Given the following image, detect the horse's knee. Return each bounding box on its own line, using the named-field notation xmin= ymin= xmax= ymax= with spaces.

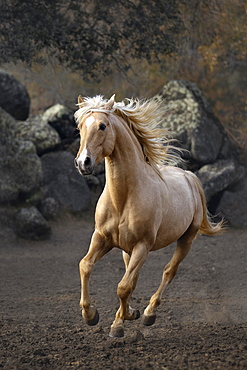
xmin=79 ymin=258 xmax=93 ymax=277
xmin=117 ymin=281 xmax=131 ymax=300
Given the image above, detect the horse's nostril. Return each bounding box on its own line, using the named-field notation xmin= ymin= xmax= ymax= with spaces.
xmin=84 ymin=156 xmax=91 ymax=167
xmin=74 ymin=158 xmax=78 ymax=167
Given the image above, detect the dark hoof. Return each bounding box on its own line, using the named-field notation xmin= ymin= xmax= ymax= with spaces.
xmin=109 ymin=326 xmax=124 ymax=338
xmin=86 ymin=309 xmax=99 ymax=326
xmin=142 ymin=314 xmax=156 ymax=326
xmin=134 ymin=309 xmax=140 ymax=320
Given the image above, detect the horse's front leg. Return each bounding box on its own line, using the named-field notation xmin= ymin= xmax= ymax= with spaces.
xmin=79 ymin=231 xmax=111 ymax=326
xmin=110 ymin=244 xmax=148 ymax=338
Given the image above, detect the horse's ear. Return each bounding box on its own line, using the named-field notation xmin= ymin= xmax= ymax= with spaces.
xmin=77 ymin=95 xmax=84 ymax=107
xmin=105 ymin=94 xmax=115 ymax=110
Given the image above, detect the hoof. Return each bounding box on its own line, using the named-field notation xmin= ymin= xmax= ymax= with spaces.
xmin=85 ymin=309 xmax=99 ymax=326
xmin=142 ymin=314 xmax=156 ymax=326
xmin=109 ymin=326 xmax=124 ymax=338
xmin=134 ymin=309 xmax=140 ymax=320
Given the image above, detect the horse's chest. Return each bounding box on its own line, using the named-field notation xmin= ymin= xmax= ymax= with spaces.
xmin=104 ymin=213 xmax=150 ymax=253
xmin=117 ymin=222 xmax=139 ymax=252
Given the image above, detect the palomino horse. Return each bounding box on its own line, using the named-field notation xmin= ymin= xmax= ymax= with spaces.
xmin=74 ymin=94 xmax=223 ymax=337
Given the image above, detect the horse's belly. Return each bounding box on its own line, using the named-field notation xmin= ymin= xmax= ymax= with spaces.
xmin=151 ymin=200 xmax=196 ymax=251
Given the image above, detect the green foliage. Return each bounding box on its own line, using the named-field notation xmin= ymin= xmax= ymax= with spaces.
xmin=0 ymin=0 xmax=183 ymax=80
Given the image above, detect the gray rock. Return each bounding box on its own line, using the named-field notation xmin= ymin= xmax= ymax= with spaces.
xmin=0 ymin=205 xmax=16 ymax=234
xmin=15 ymin=114 xmax=61 ymax=155
xmin=157 ymin=80 xmax=231 ymax=165
xmin=0 ymin=70 xmax=30 ymax=120
xmin=216 ymin=175 xmax=247 ymax=228
xmin=15 ymin=206 xmax=51 ymax=240
xmin=39 ymin=197 xmax=60 ymax=220
xmin=41 ymin=151 xmax=91 ymax=212
xmin=43 ymin=104 xmax=77 ymax=139
xmin=0 ymin=108 xmax=43 ymax=203
xmin=196 ymin=159 xmax=245 ymax=201
xmin=67 ymin=138 xmax=80 ymax=156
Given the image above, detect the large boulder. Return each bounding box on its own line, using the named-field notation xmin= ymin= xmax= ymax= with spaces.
xmin=157 ymin=80 xmax=234 ymax=166
xmin=41 ymin=151 xmax=91 ymax=212
xmin=0 ymin=70 xmax=30 ymax=120
xmin=216 ymin=174 xmax=247 ymax=228
xmin=43 ymin=104 xmax=77 ymax=140
xmin=0 ymin=108 xmax=43 ymax=203
xmin=15 ymin=114 xmax=61 ymax=155
xmin=196 ymin=159 xmax=245 ymax=202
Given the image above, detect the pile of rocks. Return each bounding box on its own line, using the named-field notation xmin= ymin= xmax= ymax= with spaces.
xmin=0 ymin=70 xmax=105 ymax=240
xmin=156 ymin=80 xmax=246 ymax=226
xmin=0 ymin=71 xmax=246 ymax=240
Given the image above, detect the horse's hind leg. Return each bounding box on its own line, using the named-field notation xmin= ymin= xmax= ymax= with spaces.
xmin=142 ymin=226 xmax=198 ymax=326
xmin=122 ymin=251 xmax=141 ymax=320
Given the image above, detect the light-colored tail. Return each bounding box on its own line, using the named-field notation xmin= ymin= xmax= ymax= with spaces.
xmin=192 ymin=173 xmax=224 ymax=236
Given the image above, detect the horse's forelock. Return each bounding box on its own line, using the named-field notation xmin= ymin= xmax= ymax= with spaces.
xmin=75 ymin=95 xmax=117 ymax=125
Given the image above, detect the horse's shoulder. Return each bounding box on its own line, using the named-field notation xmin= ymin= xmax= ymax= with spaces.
xmin=160 ymin=165 xmax=187 ymax=178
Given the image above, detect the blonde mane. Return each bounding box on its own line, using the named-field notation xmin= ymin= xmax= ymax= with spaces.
xmin=74 ymin=95 xmax=181 ymax=178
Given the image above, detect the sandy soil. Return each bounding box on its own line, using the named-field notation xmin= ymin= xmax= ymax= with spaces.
xmin=0 ymin=214 xmax=246 ymax=369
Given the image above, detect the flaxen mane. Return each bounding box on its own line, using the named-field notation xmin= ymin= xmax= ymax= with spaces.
xmin=74 ymin=95 xmax=181 ymax=178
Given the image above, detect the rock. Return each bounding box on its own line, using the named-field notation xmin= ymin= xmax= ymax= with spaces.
xmin=15 ymin=114 xmax=61 ymax=155
xmin=15 ymin=206 xmax=51 ymax=240
xmin=157 ymin=80 xmax=233 ymax=166
xmin=216 ymin=175 xmax=247 ymax=228
xmin=67 ymin=138 xmax=80 ymax=156
xmin=0 ymin=70 xmax=30 ymax=120
xmin=196 ymin=159 xmax=245 ymax=202
xmin=0 ymin=108 xmax=43 ymax=203
xmin=0 ymin=205 xmax=18 ymax=241
xmin=41 ymin=151 xmax=91 ymax=212
xmin=39 ymin=197 xmax=60 ymax=220
xmin=43 ymin=104 xmax=77 ymax=140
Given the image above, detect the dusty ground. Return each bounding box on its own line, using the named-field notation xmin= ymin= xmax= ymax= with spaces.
xmin=0 ymin=213 xmax=246 ymax=369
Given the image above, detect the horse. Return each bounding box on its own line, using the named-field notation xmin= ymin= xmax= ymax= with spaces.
xmin=74 ymin=94 xmax=223 ymax=338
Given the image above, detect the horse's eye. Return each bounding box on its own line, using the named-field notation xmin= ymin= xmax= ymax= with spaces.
xmin=99 ymin=123 xmax=106 ymax=131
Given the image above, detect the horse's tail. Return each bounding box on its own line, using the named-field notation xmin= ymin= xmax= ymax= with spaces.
xmin=192 ymin=173 xmax=224 ymax=236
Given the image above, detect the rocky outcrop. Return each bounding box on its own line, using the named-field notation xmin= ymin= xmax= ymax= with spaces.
xmin=157 ymin=80 xmax=245 ymax=218
xmin=0 ymin=108 xmax=43 ymax=203
xmin=157 ymin=80 xmax=235 ymax=166
xmin=43 ymin=104 xmax=77 ymax=142
xmin=196 ymin=159 xmax=245 ymax=202
xmin=0 ymin=98 xmax=91 ymax=240
xmin=41 ymin=152 xmax=91 ymax=213
xmin=216 ymin=173 xmax=247 ymax=228
xmin=0 ymin=70 xmax=30 ymax=120
xmin=16 ymin=115 xmax=61 ymax=155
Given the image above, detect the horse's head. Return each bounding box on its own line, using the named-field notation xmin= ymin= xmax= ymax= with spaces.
xmin=74 ymin=95 xmax=116 ymax=175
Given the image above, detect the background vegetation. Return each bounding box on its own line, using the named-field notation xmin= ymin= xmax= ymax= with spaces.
xmin=1 ymin=0 xmax=246 ymax=154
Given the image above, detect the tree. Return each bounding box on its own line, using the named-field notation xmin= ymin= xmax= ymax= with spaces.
xmin=0 ymin=0 xmax=183 ymax=80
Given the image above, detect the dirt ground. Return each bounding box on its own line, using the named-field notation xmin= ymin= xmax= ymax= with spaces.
xmin=0 ymin=213 xmax=247 ymax=369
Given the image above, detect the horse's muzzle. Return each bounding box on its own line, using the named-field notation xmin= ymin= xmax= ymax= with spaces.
xmin=74 ymin=157 xmax=94 ymax=176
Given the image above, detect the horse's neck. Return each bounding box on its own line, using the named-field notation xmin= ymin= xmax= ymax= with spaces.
xmin=105 ymin=119 xmax=145 ymax=208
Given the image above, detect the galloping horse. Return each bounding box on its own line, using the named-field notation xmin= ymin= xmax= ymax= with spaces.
xmin=74 ymin=94 xmax=223 ymax=337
